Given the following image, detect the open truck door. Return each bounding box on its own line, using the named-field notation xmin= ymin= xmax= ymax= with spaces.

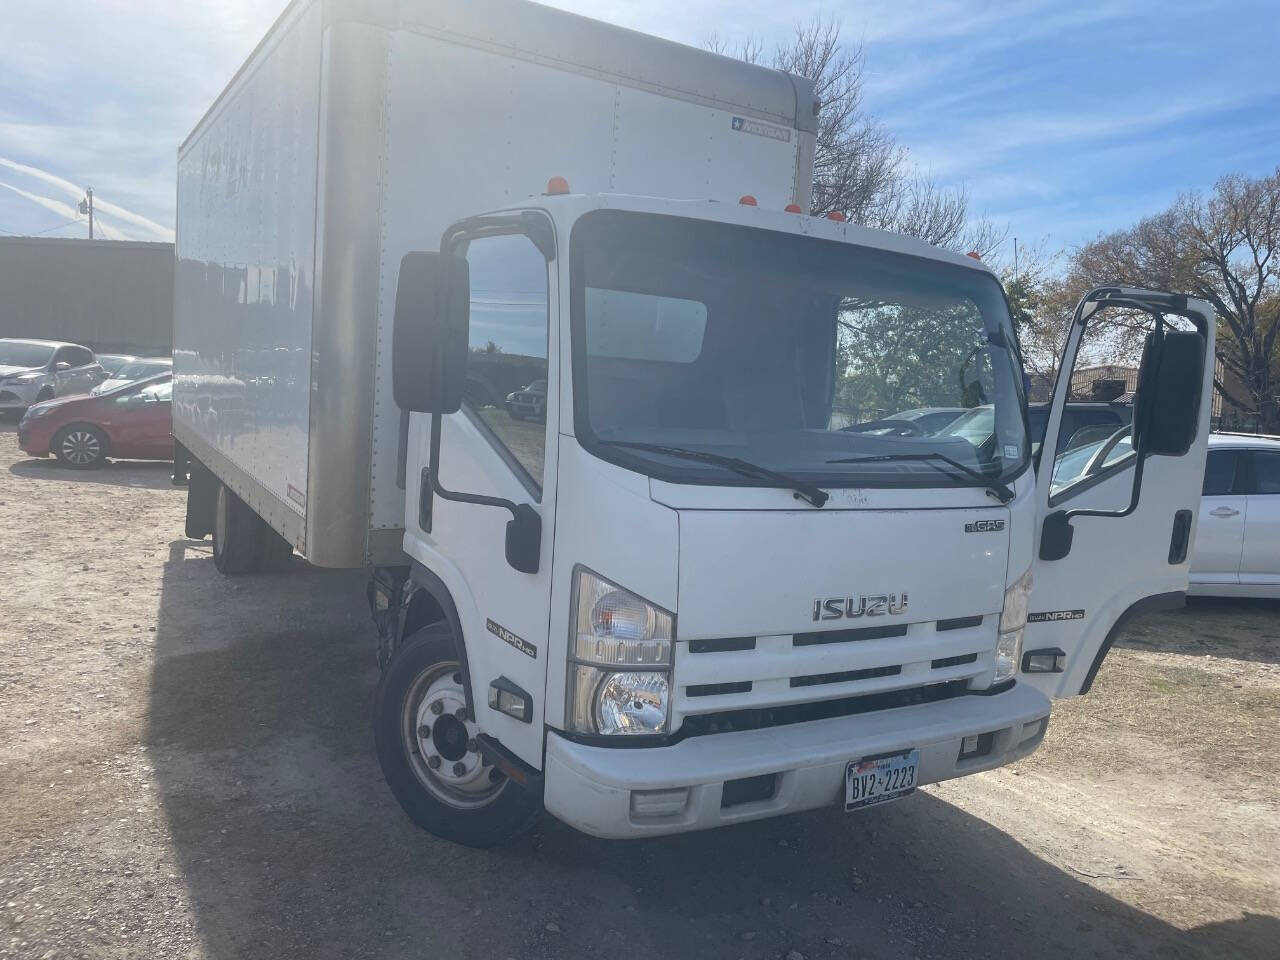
xmin=1021 ymin=288 xmax=1216 ymax=699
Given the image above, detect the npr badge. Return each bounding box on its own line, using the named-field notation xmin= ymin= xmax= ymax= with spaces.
xmin=1027 ymin=610 xmax=1085 ymax=623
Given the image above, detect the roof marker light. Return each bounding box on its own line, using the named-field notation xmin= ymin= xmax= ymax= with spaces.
xmin=545 ymin=176 xmax=570 ymax=196
xmin=827 ymin=211 xmax=846 ymax=222
xmin=785 ymin=203 xmax=803 ymax=213
xmin=739 ymin=195 xmax=758 ymax=206
xmin=966 ymin=250 xmax=982 ymax=260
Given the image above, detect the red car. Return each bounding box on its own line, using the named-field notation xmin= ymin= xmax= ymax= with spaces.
xmin=18 ymin=373 xmax=173 ymax=468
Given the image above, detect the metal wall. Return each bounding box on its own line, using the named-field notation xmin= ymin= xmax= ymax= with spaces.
xmin=0 ymin=237 xmax=173 ymax=354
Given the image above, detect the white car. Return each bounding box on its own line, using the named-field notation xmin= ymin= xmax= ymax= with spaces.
xmin=1190 ymin=433 xmax=1280 ymax=598
xmin=90 ymin=356 xmax=173 ymax=395
xmin=0 ymin=339 xmax=106 ymax=415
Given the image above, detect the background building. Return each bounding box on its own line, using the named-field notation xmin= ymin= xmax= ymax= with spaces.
xmin=0 ymin=237 xmax=173 ymax=355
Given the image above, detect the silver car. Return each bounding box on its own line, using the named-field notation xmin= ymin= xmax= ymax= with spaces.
xmin=0 ymin=339 xmax=106 ymax=415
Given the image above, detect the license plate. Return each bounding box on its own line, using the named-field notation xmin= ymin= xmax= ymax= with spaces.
xmin=844 ymin=749 xmax=919 ymax=811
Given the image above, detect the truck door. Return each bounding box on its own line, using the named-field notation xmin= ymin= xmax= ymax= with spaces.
xmin=406 ymin=224 xmax=558 ymax=767
xmin=1021 ymin=289 xmax=1216 ymax=699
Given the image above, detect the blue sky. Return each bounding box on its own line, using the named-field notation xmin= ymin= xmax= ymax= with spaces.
xmin=0 ymin=0 xmax=1275 ymax=260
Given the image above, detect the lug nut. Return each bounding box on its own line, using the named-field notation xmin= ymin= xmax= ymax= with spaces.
xmin=453 ymin=762 xmax=466 ymax=776
xmin=452 ymin=672 xmax=462 ymax=684
xmin=418 ymin=724 xmax=431 ymax=739
xmin=454 ymin=707 xmax=468 ymax=721
xmin=466 ymin=738 xmax=478 ymax=753
xmin=489 ymin=768 xmax=504 ymax=783
xmin=429 ymin=700 xmax=443 ymax=715
xmin=427 ymin=755 xmax=441 ymax=770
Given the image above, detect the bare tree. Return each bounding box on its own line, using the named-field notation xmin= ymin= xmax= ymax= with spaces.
xmin=708 ymin=16 xmax=998 ymax=253
xmin=1070 ymin=169 xmax=1280 ymax=430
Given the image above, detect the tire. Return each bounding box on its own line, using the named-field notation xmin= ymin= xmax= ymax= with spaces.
xmin=374 ymin=624 xmax=541 ymax=847
xmin=212 ymin=483 xmax=261 ymax=575
xmin=52 ymin=424 xmax=108 ymax=469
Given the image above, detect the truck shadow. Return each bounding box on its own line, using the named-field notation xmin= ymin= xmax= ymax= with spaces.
xmin=9 ymin=457 xmax=175 ymax=490
xmin=145 ymin=540 xmax=1274 ymax=960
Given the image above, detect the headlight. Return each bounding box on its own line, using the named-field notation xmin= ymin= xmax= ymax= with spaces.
xmin=566 ymin=567 xmax=674 ymax=736
xmin=994 ymin=568 xmax=1033 ymax=681
xmin=24 ymin=403 xmax=56 ymax=418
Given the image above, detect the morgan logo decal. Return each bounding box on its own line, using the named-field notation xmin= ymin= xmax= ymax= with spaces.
xmin=965 ymin=519 xmax=1005 ymax=533
xmin=813 ymin=593 xmax=908 ymax=621
xmin=1027 ymin=609 xmax=1085 ymax=623
xmin=486 ymin=618 xmax=537 ymax=659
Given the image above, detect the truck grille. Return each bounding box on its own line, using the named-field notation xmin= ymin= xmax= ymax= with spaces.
xmin=680 ymin=678 xmax=971 ymax=738
xmin=671 ymin=617 xmax=995 ymax=732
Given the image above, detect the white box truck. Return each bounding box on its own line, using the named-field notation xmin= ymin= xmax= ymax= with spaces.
xmin=174 ymin=0 xmax=1218 ymax=845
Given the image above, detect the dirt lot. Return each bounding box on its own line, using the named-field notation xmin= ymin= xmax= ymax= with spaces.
xmin=1 ymin=421 xmax=1277 ymax=960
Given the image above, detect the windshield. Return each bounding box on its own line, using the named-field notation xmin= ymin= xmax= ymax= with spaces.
xmin=113 ymin=360 xmax=171 ymax=380
xmin=0 ymin=342 xmax=54 ymax=368
xmin=570 ymin=211 xmax=1028 ymax=490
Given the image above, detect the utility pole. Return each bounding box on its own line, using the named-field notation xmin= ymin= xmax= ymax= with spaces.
xmin=78 ymin=187 xmax=94 ymax=239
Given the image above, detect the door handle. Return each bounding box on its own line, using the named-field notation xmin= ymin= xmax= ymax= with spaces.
xmin=1210 ymin=506 xmax=1239 ymax=518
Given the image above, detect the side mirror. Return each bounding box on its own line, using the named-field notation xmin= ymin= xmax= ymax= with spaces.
xmin=55 ymin=361 xmax=71 ymax=371
xmin=392 ymin=251 xmax=469 ymax=414
xmin=505 ymin=503 xmax=542 ymax=574
xmin=1134 ymin=330 xmax=1203 ymax=457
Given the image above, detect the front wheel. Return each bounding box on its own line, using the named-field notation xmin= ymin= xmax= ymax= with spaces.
xmin=52 ymin=425 xmax=108 ymax=469
xmin=374 ymin=624 xmax=541 ymax=847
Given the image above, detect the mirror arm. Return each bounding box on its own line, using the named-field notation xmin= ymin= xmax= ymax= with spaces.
xmin=422 ymin=413 xmax=541 ymax=574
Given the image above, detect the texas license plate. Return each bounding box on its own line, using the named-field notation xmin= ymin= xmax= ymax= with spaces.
xmin=844 ymin=749 xmax=919 ymax=811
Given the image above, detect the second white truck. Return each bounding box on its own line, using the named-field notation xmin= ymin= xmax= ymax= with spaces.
xmin=173 ymin=0 xmax=1217 ymax=845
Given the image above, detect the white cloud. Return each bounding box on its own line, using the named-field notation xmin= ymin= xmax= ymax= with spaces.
xmin=0 ymin=181 xmax=131 ymax=240
xmin=0 ymin=156 xmax=174 ymax=240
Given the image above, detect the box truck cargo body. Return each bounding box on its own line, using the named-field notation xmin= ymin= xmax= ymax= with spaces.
xmin=175 ymin=0 xmax=1218 ymax=846
xmin=174 ymin=0 xmax=817 ymax=568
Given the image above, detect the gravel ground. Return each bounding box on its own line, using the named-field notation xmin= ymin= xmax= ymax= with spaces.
xmin=0 ymin=420 xmax=1277 ymax=960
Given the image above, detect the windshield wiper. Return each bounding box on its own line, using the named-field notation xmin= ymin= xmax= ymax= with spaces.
xmin=826 ymin=452 xmax=1014 ymax=504
xmin=601 ymin=440 xmax=829 ymax=507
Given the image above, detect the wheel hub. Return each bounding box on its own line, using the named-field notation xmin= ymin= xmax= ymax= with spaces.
xmin=405 ymin=665 xmax=499 ymax=807
xmin=63 ymin=431 xmax=100 ymax=465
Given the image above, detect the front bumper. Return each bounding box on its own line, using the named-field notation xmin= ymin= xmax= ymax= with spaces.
xmin=0 ymin=382 xmax=41 ymax=410
xmin=544 ymin=681 xmax=1050 ymax=838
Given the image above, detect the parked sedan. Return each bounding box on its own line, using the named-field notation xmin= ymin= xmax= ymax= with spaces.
xmin=1189 ymin=433 xmax=1280 ymax=599
xmin=94 ymin=354 xmax=137 ymax=377
xmin=90 ymin=356 xmax=173 ymax=395
xmin=18 ymin=373 xmax=173 ymax=469
xmin=504 ymin=379 xmax=547 ymax=420
xmin=0 ymin=338 xmax=106 ymax=415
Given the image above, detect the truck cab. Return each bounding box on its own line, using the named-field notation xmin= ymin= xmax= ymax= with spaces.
xmin=373 ymin=189 xmax=1215 ymax=843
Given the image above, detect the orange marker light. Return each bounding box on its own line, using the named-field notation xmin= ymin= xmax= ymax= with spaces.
xmin=739 ymin=195 xmax=758 ymax=206
xmin=966 ymin=250 xmax=982 ymax=260
xmin=545 ymin=176 xmax=570 ymax=196
xmin=785 ymin=203 xmax=803 ymax=213
xmin=827 ymin=211 xmax=846 ymax=222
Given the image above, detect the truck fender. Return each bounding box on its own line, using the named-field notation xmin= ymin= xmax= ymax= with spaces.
xmin=404 ymin=561 xmax=474 ymax=717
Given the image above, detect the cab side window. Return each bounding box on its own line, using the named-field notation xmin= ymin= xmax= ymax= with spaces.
xmin=463 ymin=233 xmax=549 ymax=492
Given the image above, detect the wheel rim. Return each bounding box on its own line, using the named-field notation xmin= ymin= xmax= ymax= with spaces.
xmin=402 ymin=661 xmax=505 ymax=809
xmin=61 ymin=430 xmax=100 ymax=465
xmin=214 ymin=486 xmax=227 ymax=550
